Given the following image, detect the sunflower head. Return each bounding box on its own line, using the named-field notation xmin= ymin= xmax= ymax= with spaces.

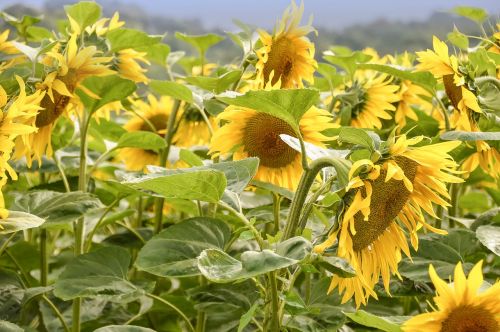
xmin=314 ymin=135 xmax=463 ymax=307
xmin=255 ymin=1 xmax=317 ymax=88
xmin=116 ymin=48 xmax=150 ymax=83
xmin=174 ymin=104 xmax=215 ymax=147
xmin=403 ymin=260 xmax=500 ymax=332
xmin=209 ymin=105 xmax=334 ymax=190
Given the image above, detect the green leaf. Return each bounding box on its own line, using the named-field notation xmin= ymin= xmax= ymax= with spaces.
xmin=185 ymin=70 xmax=242 ymax=93
xmin=0 ymin=321 xmax=23 ymax=332
xmin=136 ymin=217 xmax=231 ymax=277
xmin=440 ymin=131 xmax=500 ymax=141
xmin=448 ymin=26 xmax=469 ymax=50
xmin=237 ymin=302 xmax=259 ymax=332
xmin=107 ymin=28 xmax=161 ymax=52
xmin=345 ymin=310 xmax=404 ymax=332
xmin=357 ymin=63 xmax=437 ymax=92
xmin=26 ymin=26 xmax=52 ymax=41
xmin=323 ymin=50 xmax=372 ymax=78
xmin=276 ymin=237 xmax=312 ymax=261
xmin=459 ymin=191 xmax=491 ymax=213
xmin=116 ymin=131 xmax=166 ymax=151
xmin=10 ymin=191 xmax=102 ymax=228
xmin=179 ymin=149 xmax=204 ymax=167
xmin=217 ymin=89 xmax=319 ymax=132
xmin=77 ymin=75 xmax=136 ymax=113
xmin=54 ymin=246 xmax=143 ymax=302
xmin=64 ymin=1 xmax=101 ymax=31
xmin=316 ymin=256 xmax=356 ymax=278
xmin=0 ymin=12 xmax=41 ymax=38
xmin=250 ymin=180 xmax=294 ymax=200
xmin=137 ymin=43 xmax=170 ymax=66
xmin=452 ymin=6 xmax=488 ymax=24
xmin=94 ymin=326 xmax=155 ymax=332
xmin=0 ymin=211 xmax=45 ymax=234
xmin=476 ymin=225 xmax=500 ymax=256
xmin=198 ymin=248 xmax=299 ymax=282
xmin=338 ymin=127 xmax=376 ymax=150
xmin=123 ymin=169 xmax=226 ymax=203
xmin=149 ymin=80 xmax=193 ymax=103
xmin=175 ymin=32 xmax=225 ymax=57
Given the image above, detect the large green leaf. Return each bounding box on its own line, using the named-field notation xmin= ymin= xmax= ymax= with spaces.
xmin=54 ymin=246 xmax=143 ymax=302
xmin=107 ymin=28 xmax=161 ymax=52
xmin=115 ymin=131 xmax=167 ymax=151
xmin=440 ymin=131 xmax=500 ymax=141
xmin=217 ymin=89 xmax=319 ymax=132
xmin=94 ymin=326 xmax=155 ymax=332
xmin=64 ymin=1 xmax=101 ymax=31
xmin=150 ymin=80 xmax=193 ymax=103
xmin=0 ymin=211 xmax=45 ymax=234
xmin=198 ymin=249 xmax=296 ymax=282
xmin=10 ymin=191 xmax=101 ymax=228
xmin=123 ymin=169 xmax=226 ymax=203
xmin=77 ymin=75 xmax=136 ymax=113
xmin=476 ymin=225 xmax=500 ymax=256
xmin=452 ymin=6 xmax=488 ymax=24
xmin=175 ymin=32 xmax=224 ymax=57
xmin=345 ymin=310 xmax=405 ymax=332
xmin=185 ymin=70 xmax=242 ymax=94
xmin=136 ymin=217 xmax=231 ymax=277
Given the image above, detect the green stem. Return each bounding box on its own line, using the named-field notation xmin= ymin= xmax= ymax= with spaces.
xmin=283 ymin=158 xmax=339 ymax=240
xmin=297 ymin=176 xmax=335 ymax=232
xmin=40 ymin=229 xmax=48 ymax=286
xmin=267 ymin=272 xmax=280 ymax=332
xmin=85 ymin=199 xmax=119 ymax=252
xmin=219 ymin=201 xmax=264 ymax=249
xmin=272 ymin=193 xmax=281 ymax=235
xmin=42 ymin=295 xmax=70 ymax=332
xmin=116 ymin=221 xmax=146 ymax=244
xmin=0 ymin=232 xmax=17 ymax=257
xmin=435 ymin=97 xmax=451 ymax=131
xmin=153 ymin=99 xmax=181 ymax=234
xmin=449 ymin=183 xmax=461 ymax=228
xmin=146 ymin=293 xmax=195 ymax=332
xmin=5 ymin=249 xmax=31 ymax=287
xmin=55 ymin=156 xmax=71 ymax=192
xmin=195 ymin=276 xmax=207 ymax=332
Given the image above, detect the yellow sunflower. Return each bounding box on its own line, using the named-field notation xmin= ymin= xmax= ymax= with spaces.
xmin=314 ymin=135 xmax=463 ymax=307
xmin=119 ymin=95 xmax=174 ymax=171
xmin=85 ymin=12 xmax=124 ymax=36
xmin=14 ymin=33 xmax=114 ymax=165
xmin=462 ymin=141 xmax=500 ymax=179
xmin=344 ymin=72 xmax=400 ymax=129
xmin=403 ymin=260 xmax=500 ymax=332
xmin=416 ymin=36 xmax=481 ymax=132
xmin=116 ymin=49 xmax=150 ymax=83
xmin=174 ymin=104 xmax=216 ymax=148
xmin=209 ymin=106 xmax=334 ymax=190
xmin=0 ymin=30 xmax=25 ymax=73
xmin=255 ymin=1 xmax=316 ymax=88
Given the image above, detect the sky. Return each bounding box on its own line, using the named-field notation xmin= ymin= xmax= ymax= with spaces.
xmin=1 ymin=0 xmax=499 ymax=30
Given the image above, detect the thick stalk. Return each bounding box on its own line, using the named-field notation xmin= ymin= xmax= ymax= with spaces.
xmin=266 ymin=272 xmax=280 ymax=332
xmin=195 ymin=276 xmax=207 ymax=332
xmin=40 ymin=229 xmax=48 ymax=286
xmin=272 ymin=193 xmax=281 ymax=235
xmin=448 ymin=183 xmax=462 ymax=228
xmin=153 ymin=99 xmax=181 ymax=234
xmin=283 ymin=158 xmax=339 ymax=240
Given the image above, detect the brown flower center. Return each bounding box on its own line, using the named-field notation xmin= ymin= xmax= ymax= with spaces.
xmin=35 ymin=72 xmax=76 ymax=128
xmin=443 ymin=74 xmax=462 ymax=110
xmin=263 ymin=36 xmax=295 ymax=87
xmin=242 ymin=112 xmax=298 ymax=168
xmin=351 ymin=156 xmax=418 ymax=252
xmin=441 ymin=305 xmax=498 ymax=332
xmin=139 ymin=113 xmax=168 ymax=134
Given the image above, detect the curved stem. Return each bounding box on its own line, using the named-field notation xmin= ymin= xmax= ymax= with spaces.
xmin=85 ymin=199 xmax=120 ymax=252
xmin=297 ymin=176 xmax=335 ymax=232
xmin=146 ymin=293 xmax=195 ymax=332
xmin=0 ymin=232 xmax=17 ymax=257
xmin=42 ymin=295 xmax=70 ymax=332
xmin=283 ymin=158 xmax=340 ymax=240
xmin=219 ymin=201 xmax=264 ymax=249
xmin=435 ymin=97 xmax=451 ymax=131
xmin=153 ymin=99 xmax=181 ymax=234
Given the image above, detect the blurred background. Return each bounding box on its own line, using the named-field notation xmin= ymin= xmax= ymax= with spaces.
xmin=1 ymin=0 xmax=499 ymax=63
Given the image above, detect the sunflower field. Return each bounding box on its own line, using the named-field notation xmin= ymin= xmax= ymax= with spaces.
xmin=0 ymin=1 xmax=499 ymax=331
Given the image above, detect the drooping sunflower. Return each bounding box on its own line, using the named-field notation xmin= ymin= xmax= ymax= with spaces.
xmin=0 ymin=30 xmax=25 ymax=73
xmin=116 ymin=48 xmax=150 ymax=83
xmin=14 ymin=33 xmax=114 ymax=165
xmin=209 ymin=106 xmax=335 ymax=190
xmin=461 ymin=141 xmax=500 ymax=179
xmin=314 ymin=135 xmax=463 ymax=307
xmin=119 ymin=95 xmax=175 ymax=171
xmin=255 ymin=1 xmax=316 ymax=88
xmin=403 ymin=260 xmax=500 ymax=332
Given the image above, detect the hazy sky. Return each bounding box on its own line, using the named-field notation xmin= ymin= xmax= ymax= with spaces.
xmin=1 ymin=0 xmax=499 ymax=29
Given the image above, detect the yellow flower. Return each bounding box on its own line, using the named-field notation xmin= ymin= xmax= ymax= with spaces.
xmin=403 ymin=260 xmax=500 ymax=332
xmin=85 ymin=12 xmax=124 ymax=36
xmin=117 ymin=49 xmax=150 ymax=83
xmin=16 ymin=34 xmax=114 ymax=165
xmin=314 ymin=135 xmax=463 ymax=307
xmin=174 ymin=104 xmax=216 ymax=148
xmin=255 ymin=1 xmax=316 ymax=88
xmin=209 ymin=106 xmax=335 ymax=190
xmin=462 ymin=141 xmax=500 ymax=179
xmin=119 ymin=95 xmax=175 ymax=171
xmin=0 ymin=30 xmax=25 ymax=73
xmin=345 ymin=72 xmax=400 ymax=129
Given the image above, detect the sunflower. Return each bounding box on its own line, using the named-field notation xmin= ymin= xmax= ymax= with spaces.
xmin=341 ymin=72 xmax=400 ymax=129
xmin=416 ymin=36 xmax=481 ymax=132
xmin=116 ymin=49 xmax=150 ymax=83
xmin=0 ymin=30 xmax=25 ymax=73
xmin=14 ymin=33 xmax=114 ymax=165
xmin=255 ymin=1 xmax=316 ymax=88
xmin=174 ymin=104 xmax=216 ymax=148
xmin=403 ymin=260 xmax=500 ymax=332
xmin=119 ymin=95 xmax=175 ymax=171
xmin=209 ymin=106 xmax=334 ymax=190
xmin=314 ymin=135 xmax=463 ymax=307
xmin=462 ymin=141 xmax=500 ymax=179
xmin=85 ymin=12 xmax=124 ymax=36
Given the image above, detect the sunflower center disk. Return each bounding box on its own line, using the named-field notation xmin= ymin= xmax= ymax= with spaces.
xmin=264 ymin=36 xmax=294 ymax=86
xmin=351 ymin=156 xmax=418 ymax=252
xmin=140 ymin=113 xmax=168 ymax=135
xmin=242 ymin=113 xmax=298 ymax=168
xmin=441 ymin=305 xmax=498 ymax=332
